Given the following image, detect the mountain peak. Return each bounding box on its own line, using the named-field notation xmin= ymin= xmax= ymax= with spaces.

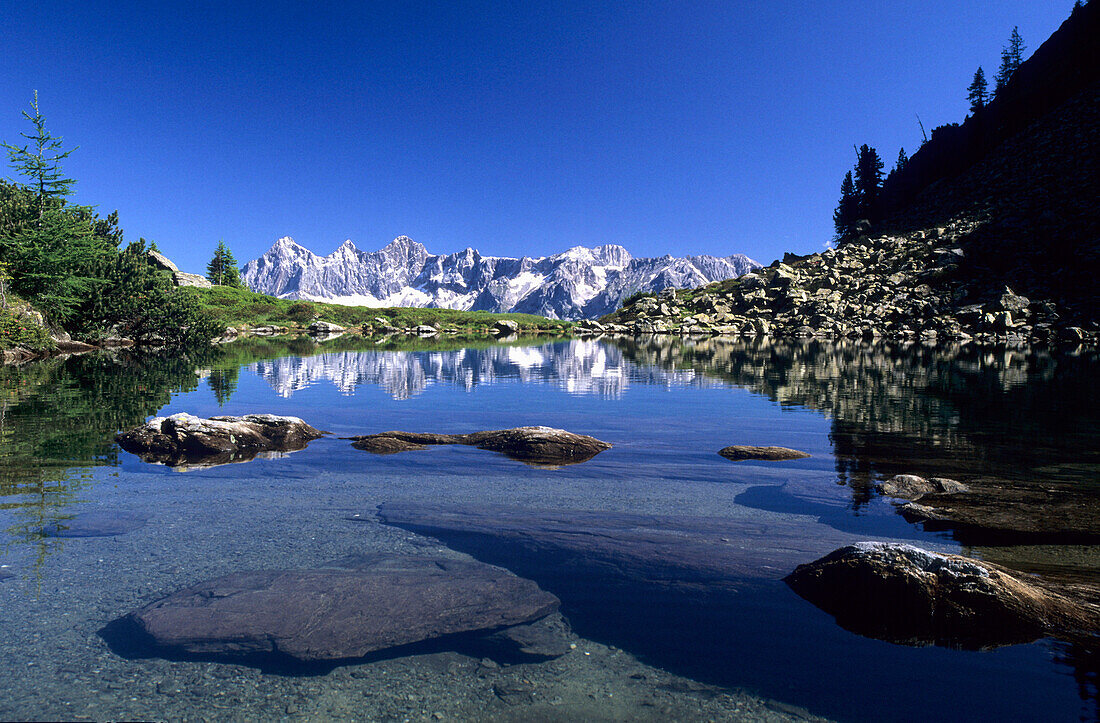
xmin=384 ymin=235 xmax=425 ymax=252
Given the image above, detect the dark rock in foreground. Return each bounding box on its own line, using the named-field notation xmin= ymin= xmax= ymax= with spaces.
xmin=117 ymin=413 xmax=324 ymax=467
xmin=124 ymin=554 xmax=559 ymax=663
xmin=350 ymin=426 xmax=611 ymax=466
xmin=0 ymin=569 xmax=13 ymax=582
xmin=719 ymin=445 xmax=810 ymax=462
xmin=785 ymin=542 xmax=1100 ymax=649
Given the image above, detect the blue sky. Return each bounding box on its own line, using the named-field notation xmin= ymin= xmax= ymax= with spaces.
xmin=0 ymin=1 xmax=1073 ymax=272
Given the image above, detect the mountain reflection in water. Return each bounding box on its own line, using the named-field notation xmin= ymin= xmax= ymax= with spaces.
xmin=0 ymin=335 xmax=1096 ymax=719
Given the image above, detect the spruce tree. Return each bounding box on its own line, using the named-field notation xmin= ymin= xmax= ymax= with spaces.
xmin=967 ymin=67 xmax=988 ymax=112
xmin=895 ymin=147 xmax=908 ymax=173
xmin=833 ymin=171 xmax=858 ymax=240
xmin=1 ymin=93 xmax=111 ymax=323
xmin=995 ymin=27 xmax=1025 ymax=94
xmin=206 ymin=240 xmax=241 ymax=286
xmin=853 ymin=144 xmax=884 ymax=224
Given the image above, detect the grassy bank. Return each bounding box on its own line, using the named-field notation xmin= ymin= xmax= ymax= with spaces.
xmin=187 ymin=286 xmax=572 ymax=333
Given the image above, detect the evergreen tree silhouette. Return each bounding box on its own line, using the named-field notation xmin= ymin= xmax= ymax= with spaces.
xmin=853 ymin=144 xmax=884 ymax=224
xmin=895 ymin=147 xmax=908 ymax=173
xmin=995 ymin=27 xmax=1025 ymax=94
xmin=967 ymin=67 xmax=988 ymax=112
xmin=833 ymin=171 xmax=858 ymax=240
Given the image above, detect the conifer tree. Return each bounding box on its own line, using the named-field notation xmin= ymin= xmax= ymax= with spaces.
xmin=1 ymin=93 xmax=111 ymax=323
xmin=853 ymin=144 xmax=884 ymax=224
xmin=995 ymin=27 xmax=1025 ymax=94
xmin=967 ymin=67 xmax=988 ymax=113
xmin=206 ymin=240 xmax=241 ymax=286
xmin=833 ymin=171 xmax=858 ymax=240
xmin=895 ymin=147 xmax=908 ymax=173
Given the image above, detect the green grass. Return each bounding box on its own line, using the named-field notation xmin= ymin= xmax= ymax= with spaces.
xmin=186 ymin=285 xmax=572 ymax=333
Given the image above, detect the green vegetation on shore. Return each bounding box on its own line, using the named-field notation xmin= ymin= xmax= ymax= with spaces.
xmin=0 ymin=94 xmax=221 ymax=350
xmin=189 ymin=285 xmax=571 ymax=333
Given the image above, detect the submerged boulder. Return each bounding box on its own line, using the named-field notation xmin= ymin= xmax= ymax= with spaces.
xmin=117 ymin=413 xmax=324 ymax=467
xmin=350 ymin=426 xmax=611 ymax=466
xmin=719 ymin=445 xmax=810 ymax=462
xmin=122 ymin=554 xmax=559 ymax=663
xmin=785 ymin=542 xmax=1099 ymax=649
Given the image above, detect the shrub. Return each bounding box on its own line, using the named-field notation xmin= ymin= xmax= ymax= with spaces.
xmin=0 ymin=306 xmax=53 ymax=350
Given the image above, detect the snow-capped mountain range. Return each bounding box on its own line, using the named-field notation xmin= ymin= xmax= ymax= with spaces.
xmin=241 ymin=236 xmax=759 ymax=320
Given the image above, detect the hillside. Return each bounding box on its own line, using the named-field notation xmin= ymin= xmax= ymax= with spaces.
xmin=601 ymin=5 xmax=1098 ymax=344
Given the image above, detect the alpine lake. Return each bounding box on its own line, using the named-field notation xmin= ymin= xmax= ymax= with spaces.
xmin=0 ymin=333 xmax=1097 ymax=722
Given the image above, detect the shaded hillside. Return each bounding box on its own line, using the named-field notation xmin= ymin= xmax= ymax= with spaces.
xmin=602 ymin=5 xmax=1098 ymax=343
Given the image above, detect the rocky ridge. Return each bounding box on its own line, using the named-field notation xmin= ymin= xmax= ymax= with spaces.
xmin=599 ymin=40 xmax=1098 ymax=345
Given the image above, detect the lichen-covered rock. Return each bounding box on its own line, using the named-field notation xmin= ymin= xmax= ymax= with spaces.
xmin=350 ymin=426 xmax=611 ymax=466
xmin=117 ymin=413 xmax=324 ymax=467
xmin=785 ymin=542 xmax=1099 ymax=649
xmin=121 ymin=554 xmax=559 ymax=663
xmin=718 ymin=445 xmax=810 ymax=462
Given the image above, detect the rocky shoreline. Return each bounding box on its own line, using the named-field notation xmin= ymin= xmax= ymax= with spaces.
xmin=594 ymin=217 xmax=1097 ymax=346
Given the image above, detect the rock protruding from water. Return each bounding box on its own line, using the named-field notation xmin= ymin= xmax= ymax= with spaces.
xmin=785 ymin=542 xmax=1099 ymax=649
xmin=718 ymin=445 xmax=810 ymax=462
xmin=350 ymin=426 xmax=611 ymax=466
xmin=877 ymin=474 xmax=969 ymax=500
xmin=117 ymin=413 xmax=324 ymax=467
xmin=124 ymin=554 xmax=559 ymax=663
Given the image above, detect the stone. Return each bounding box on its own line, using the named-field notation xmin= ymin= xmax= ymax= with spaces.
xmin=877 ymin=474 xmax=968 ymax=500
xmin=785 ymin=542 xmax=1099 ymax=649
xmin=414 ymin=325 xmax=439 ymax=336
xmin=490 ymin=319 xmax=520 ymax=336
xmin=246 ymin=325 xmax=288 ymax=336
xmin=146 ymin=250 xmax=179 ymax=273
xmin=172 ymin=271 xmax=212 ymax=289
xmin=718 ymin=445 xmax=810 ymax=462
xmin=121 ymin=554 xmax=559 ymax=663
xmin=116 ymin=413 xmax=324 ymax=467
xmin=307 ymin=320 xmax=345 ymax=334
xmin=350 ymin=426 xmax=611 ymax=467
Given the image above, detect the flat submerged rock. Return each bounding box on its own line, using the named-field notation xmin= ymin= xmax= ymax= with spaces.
xmin=122 ymin=554 xmax=559 ymax=663
xmin=40 ymin=510 xmax=149 ymax=538
xmin=349 ymin=426 xmax=611 ymax=467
